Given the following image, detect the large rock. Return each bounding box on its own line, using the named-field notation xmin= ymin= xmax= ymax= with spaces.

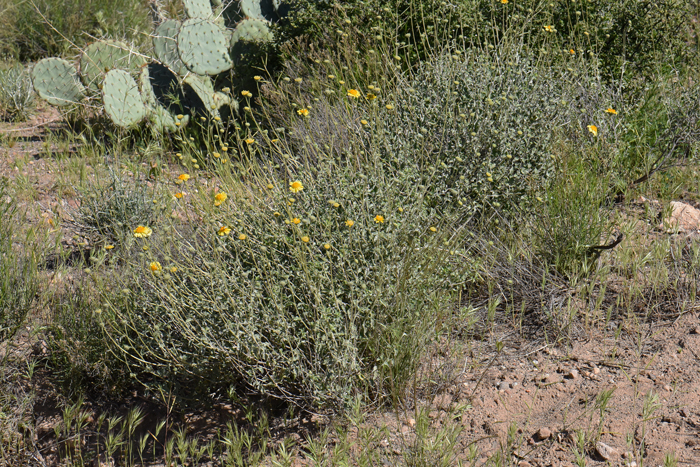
xmin=661 ymin=201 xmax=700 ymax=232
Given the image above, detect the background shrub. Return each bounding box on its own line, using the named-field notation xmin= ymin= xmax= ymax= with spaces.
xmin=0 ymin=0 xmax=152 ymax=60
xmin=278 ymin=0 xmax=698 ymax=82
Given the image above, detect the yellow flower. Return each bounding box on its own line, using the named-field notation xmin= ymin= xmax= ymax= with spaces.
xmin=323 ymin=243 xmax=331 ymax=250
xmin=295 ymin=77 xmax=303 ymax=83
xmin=361 ymin=119 xmax=368 ymax=125
xmin=133 ymin=225 xmax=153 ymax=238
xmin=254 ymin=75 xmax=262 ymax=81
xmin=241 ymin=90 xmax=252 ymax=97
xmin=347 ymin=89 xmax=361 ymax=98
xmin=301 ymin=236 xmax=310 ymax=243
xmin=245 ymin=138 xmax=255 ymax=145
xmin=605 ymin=107 xmax=617 ymax=114
xmin=297 ymin=108 xmax=309 ymax=116
xmin=213 ymin=152 xmax=220 ymax=158
xmin=170 ymin=267 xmax=178 ymax=273
xmin=398 ymin=207 xmax=404 ymax=213
xmin=214 ymin=192 xmax=228 ymax=206
xmin=430 ymin=226 xmax=437 ymax=232
xmin=178 ymin=173 xmax=190 ymax=182
xmin=289 ymin=180 xmax=304 ymax=193
xmin=501 ymin=0 xmax=508 ymax=3
xmin=385 ymin=104 xmax=395 ymax=110
xmin=267 ymin=183 xmax=274 ymax=189
xmin=174 ymin=192 xmax=184 ymax=199
xmin=374 ymin=215 xmax=384 ymax=223
xmin=332 ymin=202 xmax=340 ymax=208
xmin=177 ymin=114 xmax=184 ymax=120
xmin=104 ymin=244 xmax=114 ymax=250
xmin=239 ymin=234 xmax=247 ymax=240
xmin=587 ymin=124 xmax=598 ymax=136
xmin=292 ymin=217 xmax=301 ymax=224
xmin=366 ymin=93 xmax=377 ymax=100
xmin=544 ymin=25 xmax=555 ymax=32
xmin=221 ymin=146 xmax=228 ymax=152
xmin=149 ymin=261 xmax=162 ymax=273
xmin=218 ymin=226 xmax=231 ymax=236
xmin=273 ymin=211 xmax=281 ymax=216
xmin=569 ymin=48 xmax=575 ymax=54
xmin=345 ymin=219 xmax=354 ymax=227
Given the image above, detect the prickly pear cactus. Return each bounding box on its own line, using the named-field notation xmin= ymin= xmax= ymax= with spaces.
xmin=102 ymin=69 xmax=148 ymax=127
xmin=80 ymin=40 xmax=147 ymax=92
xmin=31 ymin=0 xmax=289 ymax=132
xmin=31 ymin=58 xmax=85 ymax=107
xmin=178 ymin=19 xmax=233 ymax=75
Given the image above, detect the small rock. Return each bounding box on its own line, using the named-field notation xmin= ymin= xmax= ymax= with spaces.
xmin=544 ymin=374 xmax=560 ymax=384
xmin=407 ymin=418 xmax=416 ymax=427
xmin=498 ymin=381 xmax=511 ymax=391
xmin=379 ymin=438 xmax=389 ymax=448
xmin=592 ymin=367 xmax=600 ymax=375
xmin=664 ymin=384 xmax=672 ymax=392
xmin=517 ymin=461 xmax=531 ymax=467
xmin=428 ymin=411 xmax=439 ymax=419
xmin=691 ymin=326 xmax=700 ymax=335
xmin=566 ymin=369 xmax=580 ymax=380
xmin=432 ymin=394 xmax=453 ymax=410
xmin=595 ymin=441 xmax=618 ymax=460
xmin=536 ymin=427 xmax=552 ymax=440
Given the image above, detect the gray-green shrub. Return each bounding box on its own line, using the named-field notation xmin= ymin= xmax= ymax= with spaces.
xmin=0 ymin=183 xmax=39 ymax=342
xmin=0 ymin=63 xmax=34 ymax=122
xmin=100 ymin=154 xmax=470 ymax=409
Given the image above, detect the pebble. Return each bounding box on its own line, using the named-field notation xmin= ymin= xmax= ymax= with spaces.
xmin=592 ymin=367 xmax=601 ymax=375
xmin=536 ymin=427 xmax=552 ymax=440
xmin=517 ymin=461 xmax=531 ymax=467
xmin=595 ymin=441 xmax=618 ymax=460
xmin=566 ymin=369 xmax=580 ymax=380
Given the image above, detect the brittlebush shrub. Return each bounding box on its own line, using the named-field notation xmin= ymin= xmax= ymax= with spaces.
xmin=266 ymin=49 xmax=580 ymax=217
xmin=99 ymin=145 xmax=471 ymax=410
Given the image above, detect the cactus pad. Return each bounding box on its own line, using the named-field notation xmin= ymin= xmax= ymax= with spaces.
xmin=231 ymin=18 xmax=274 ymax=45
xmin=183 ymin=74 xmax=236 ymax=118
xmin=183 ymin=0 xmax=213 ymax=19
xmin=80 ymin=40 xmax=146 ymax=92
xmin=153 ymin=20 xmax=189 ymax=76
xmin=177 ymin=19 xmax=232 ymax=75
xmin=31 ymin=58 xmax=85 ymax=107
xmin=139 ymin=64 xmax=188 ymax=132
xmin=240 ymin=0 xmax=279 ymax=22
xmin=102 ymin=69 xmax=147 ymax=127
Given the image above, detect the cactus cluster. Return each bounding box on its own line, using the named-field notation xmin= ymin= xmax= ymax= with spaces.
xmin=30 ymin=0 xmax=283 ymax=130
